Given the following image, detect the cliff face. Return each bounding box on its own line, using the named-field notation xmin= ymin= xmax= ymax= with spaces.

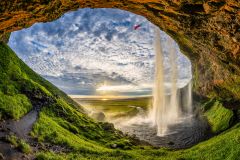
xmin=0 ymin=0 xmax=239 ymax=107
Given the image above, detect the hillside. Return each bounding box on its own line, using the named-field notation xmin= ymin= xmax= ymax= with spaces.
xmin=0 ymin=42 xmax=239 ymax=159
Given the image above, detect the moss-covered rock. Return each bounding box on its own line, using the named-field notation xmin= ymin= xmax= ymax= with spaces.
xmin=6 ymin=135 xmax=32 ymax=154
xmin=0 ymin=93 xmax=32 ymax=120
xmin=203 ymin=99 xmax=234 ymax=133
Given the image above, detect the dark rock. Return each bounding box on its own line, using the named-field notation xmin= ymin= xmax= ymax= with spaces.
xmin=168 ymin=141 xmax=174 ymax=145
xmin=101 ymin=122 xmax=115 ymax=131
xmin=91 ymin=112 xmax=105 ymax=121
xmin=110 ymin=143 xmax=117 ymax=149
xmin=0 ymin=153 xmax=4 ymax=160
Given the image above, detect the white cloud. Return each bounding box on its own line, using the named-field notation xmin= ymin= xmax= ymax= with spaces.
xmin=8 ymin=8 xmax=191 ymax=95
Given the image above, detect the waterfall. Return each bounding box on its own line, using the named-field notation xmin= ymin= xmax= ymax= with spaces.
xmin=149 ymin=27 xmax=193 ymax=136
xmin=184 ymin=81 xmax=193 ymax=115
xmin=150 ymin=27 xmax=167 ymax=135
xmin=169 ymin=37 xmax=180 ymax=122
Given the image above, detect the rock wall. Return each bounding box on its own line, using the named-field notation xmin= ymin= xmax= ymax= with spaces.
xmin=0 ymin=0 xmax=239 ymax=107
xmin=0 ymin=33 xmax=11 ymax=43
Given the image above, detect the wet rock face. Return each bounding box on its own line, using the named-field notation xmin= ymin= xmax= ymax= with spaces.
xmin=0 ymin=0 xmax=239 ymax=106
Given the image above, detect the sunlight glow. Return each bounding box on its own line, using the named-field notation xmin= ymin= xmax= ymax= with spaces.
xmin=96 ymin=84 xmax=137 ymax=92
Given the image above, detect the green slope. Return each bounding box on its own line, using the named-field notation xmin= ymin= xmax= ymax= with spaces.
xmin=203 ymin=99 xmax=234 ymax=133
xmin=0 ymin=42 xmax=239 ymax=160
xmin=0 ymin=42 xmax=81 ymax=120
xmin=0 ymin=41 xmax=135 ymax=145
xmin=36 ymin=123 xmax=240 ymax=160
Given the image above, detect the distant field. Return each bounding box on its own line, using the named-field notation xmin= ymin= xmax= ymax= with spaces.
xmin=73 ymin=96 xmax=152 ymax=120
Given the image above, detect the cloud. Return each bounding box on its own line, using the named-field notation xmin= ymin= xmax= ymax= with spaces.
xmin=8 ymin=8 xmax=191 ymax=95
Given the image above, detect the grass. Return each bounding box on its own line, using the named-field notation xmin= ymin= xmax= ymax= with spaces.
xmin=6 ymin=135 xmax=32 ymax=154
xmin=31 ymin=99 xmax=135 ymax=150
xmin=0 ymin=92 xmax=32 ymax=120
xmin=177 ymin=123 xmax=240 ymax=160
xmin=18 ymin=139 xmax=32 ymax=154
xmin=31 ymin=102 xmax=142 ymax=159
xmin=1 ymin=42 xmax=240 ymax=159
xmin=0 ymin=42 xmax=82 ymax=120
xmin=203 ymin=99 xmax=234 ymax=133
xmin=34 ymin=123 xmax=240 ymax=160
xmin=0 ymin=42 xmax=33 ymax=120
xmin=32 ymin=96 xmax=240 ymax=160
xmin=75 ymin=97 xmax=151 ymax=119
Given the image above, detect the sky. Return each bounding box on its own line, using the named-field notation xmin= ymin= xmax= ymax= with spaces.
xmin=9 ymin=8 xmax=191 ymax=96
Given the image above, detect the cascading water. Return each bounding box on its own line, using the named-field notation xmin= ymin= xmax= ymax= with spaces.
xmin=113 ymin=27 xmax=207 ymax=148
xmin=150 ymin=27 xmax=193 ymax=136
xmin=182 ymin=81 xmax=193 ymax=115
xmin=149 ymin=27 xmax=167 ymax=135
xmin=114 ymin=27 xmax=207 ymax=148
xmin=169 ymin=36 xmax=180 ymax=122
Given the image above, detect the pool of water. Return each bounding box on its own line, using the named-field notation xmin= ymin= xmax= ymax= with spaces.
xmin=116 ymin=114 xmax=210 ymax=149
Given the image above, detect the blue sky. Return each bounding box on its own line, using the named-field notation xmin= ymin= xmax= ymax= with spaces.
xmin=9 ymin=8 xmax=191 ymax=96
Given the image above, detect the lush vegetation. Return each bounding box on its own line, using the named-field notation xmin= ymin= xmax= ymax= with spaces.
xmin=202 ymin=99 xmax=234 ymax=133
xmin=75 ymin=97 xmax=151 ymax=120
xmin=0 ymin=42 xmax=239 ymax=159
xmin=0 ymin=42 xmax=81 ymax=120
xmin=0 ymin=43 xmax=32 ymax=119
xmin=6 ymin=135 xmax=32 ymax=154
xmin=0 ymin=93 xmax=32 ymax=120
xmin=35 ymin=122 xmax=240 ymax=160
xmin=32 ymin=96 xmax=240 ymax=160
xmin=31 ymin=98 xmax=135 ymax=149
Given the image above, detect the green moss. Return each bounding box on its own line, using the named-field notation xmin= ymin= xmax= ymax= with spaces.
xmin=36 ymin=152 xmax=66 ymax=160
xmin=6 ymin=135 xmax=32 ymax=154
xmin=32 ymin=111 xmax=108 ymax=153
xmin=32 ymin=97 xmax=240 ymax=159
xmin=6 ymin=135 xmax=18 ymax=146
xmin=18 ymin=139 xmax=32 ymax=154
xmin=76 ymin=97 xmax=151 ymax=119
xmin=203 ymin=100 xmax=234 ymax=133
xmin=36 ymin=150 xmax=135 ymax=160
xmin=32 ymin=99 xmax=134 ymax=150
xmin=0 ymin=42 xmax=83 ymax=120
xmin=176 ymin=123 xmax=240 ymax=160
xmin=0 ymin=92 xmax=32 ymax=120
xmin=0 ymin=41 xmax=239 ymax=160
xmin=32 ymin=104 xmax=140 ymax=160
xmin=35 ymin=123 xmax=240 ymax=160
xmin=221 ymin=78 xmax=240 ymax=100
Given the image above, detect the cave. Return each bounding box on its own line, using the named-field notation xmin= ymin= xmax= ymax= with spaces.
xmin=0 ymin=0 xmax=239 ymax=103
xmin=9 ymin=8 xmax=202 ymax=148
xmin=0 ymin=1 xmax=239 ymax=159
